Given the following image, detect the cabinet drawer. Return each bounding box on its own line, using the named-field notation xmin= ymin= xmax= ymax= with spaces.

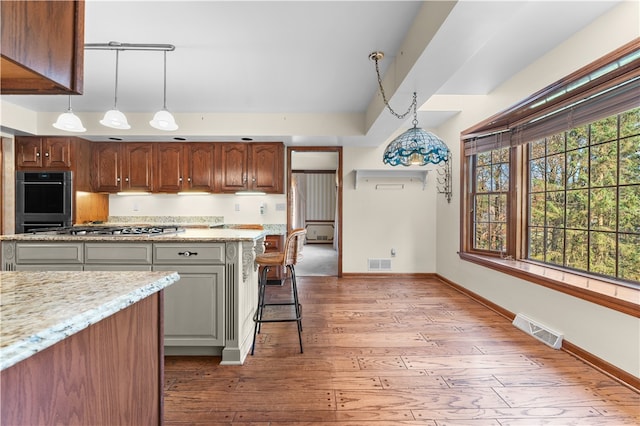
xmin=153 ymin=243 xmax=225 ymax=264
xmin=85 ymin=243 xmax=153 ymax=264
xmin=15 ymin=243 xmax=84 ymax=264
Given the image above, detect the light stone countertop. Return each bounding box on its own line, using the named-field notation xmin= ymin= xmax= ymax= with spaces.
xmin=0 ymin=270 xmax=180 ymax=371
xmin=0 ymin=228 xmax=268 ymax=242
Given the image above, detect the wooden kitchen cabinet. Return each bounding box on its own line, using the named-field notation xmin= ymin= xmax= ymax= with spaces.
xmin=220 ymin=142 xmax=284 ymax=193
xmin=92 ymin=142 xmax=154 ymax=192
xmin=16 ymin=137 xmax=73 ymax=170
xmin=15 ymin=136 xmax=92 ymax=192
xmin=154 ymin=143 xmax=219 ymax=193
xmin=1 ymin=0 xmax=84 ymax=94
xmin=261 ymin=234 xmax=285 ymax=283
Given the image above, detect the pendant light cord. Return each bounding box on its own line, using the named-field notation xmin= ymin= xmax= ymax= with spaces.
xmin=162 ymin=50 xmax=167 ymax=109
xmin=113 ymin=50 xmax=120 ymax=109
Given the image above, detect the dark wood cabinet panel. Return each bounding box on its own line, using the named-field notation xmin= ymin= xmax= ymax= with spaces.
xmin=186 ymin=143 xmax=218 ymax=192
xmin=220 ymin=142 xmax=283 ymax=193
xmin=122 ymin=143 xmax=154 ymax=192
xmin=15 ymin=137 xmax=80 ymax=171
xmin=155 ymin=143 xmax=184 ymax=193
xmin=250 ymin=143 xmax=284 ymax=194
xmin=1 ymin=1 xmax=84 ymax=94
xmin=92 ymin=143 xmax=122 ymax=193
xmin=261 ymin=234 xmax=285 ymax=282
xmin=220 ymin=143 xmax=249 ymax=193
xmin=15 ymin=138 xmax=43 ymax=169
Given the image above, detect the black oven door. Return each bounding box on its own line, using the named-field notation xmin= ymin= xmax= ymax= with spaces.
xmin=16 ymin=171 xmax=73 ymax=233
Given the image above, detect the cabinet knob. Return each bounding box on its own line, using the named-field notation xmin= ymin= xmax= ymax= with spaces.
xmin=125 ymin=177 xmax=129 ymax=182
xmin=179 ymin=177 xmax=183 ymax=182
xmin=117 ymin=177 xmax=121 ymax=182
xmin=36 ymin=152 xmax=40 ymax=157
xmin=187 ymin=177 xmax=192 ymax=182
xmin=178 ymin=251 xmax=198 ymax=257
xmin=45 ymin=152 xmax=50 ymax=157
xmin=252 ymin=177 xmax=256 ymax=182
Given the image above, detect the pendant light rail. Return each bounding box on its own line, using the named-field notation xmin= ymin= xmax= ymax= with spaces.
xmin=85 ymin=41 xmax=175 ymax=52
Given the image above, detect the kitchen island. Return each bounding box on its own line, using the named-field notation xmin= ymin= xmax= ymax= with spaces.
xmin=0 ymin=270 xmax=180 ymax=425
xmin=1 ymin=228 xmax=267 ymax=365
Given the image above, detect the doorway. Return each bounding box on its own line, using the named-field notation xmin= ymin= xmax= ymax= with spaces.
xmin=287 ymin=147 xmax=342 ymax=277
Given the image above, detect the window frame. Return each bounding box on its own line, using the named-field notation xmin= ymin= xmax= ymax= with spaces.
xmin=459 ymin=39 xmax=640 ymax=318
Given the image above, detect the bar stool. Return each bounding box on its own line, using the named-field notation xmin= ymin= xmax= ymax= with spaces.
xmin=251 ymin=228 xmax=306 ymax=355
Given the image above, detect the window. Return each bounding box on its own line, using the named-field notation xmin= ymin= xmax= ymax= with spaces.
xmin=460 ymin=40 xmax=640 ymax=315
xmin=527 ymin=109 xmax=640 ymax=283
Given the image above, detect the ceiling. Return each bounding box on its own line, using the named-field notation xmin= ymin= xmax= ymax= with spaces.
xmin=1 ymin=1 xmax=620 ymax=147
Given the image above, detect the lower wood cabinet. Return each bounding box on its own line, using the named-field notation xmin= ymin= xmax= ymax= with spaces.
xmin=262 ymin=234 xmax=285 ymax=283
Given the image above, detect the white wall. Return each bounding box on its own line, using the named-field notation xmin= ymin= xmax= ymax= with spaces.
xmin=433 ymin=2 xmax=640 ymax=377
xmin=343 ymin=144 xmax=438 ymax=273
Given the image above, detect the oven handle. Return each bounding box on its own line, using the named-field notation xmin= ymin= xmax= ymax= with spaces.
xmin=22 ymin=181 xmax=63 ymax=185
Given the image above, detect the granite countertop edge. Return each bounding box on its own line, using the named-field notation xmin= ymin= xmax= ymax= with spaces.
xmin=0 ymin=271 xmax=180 ymax=371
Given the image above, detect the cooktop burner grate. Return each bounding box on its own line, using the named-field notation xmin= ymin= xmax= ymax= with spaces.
xmin=29 ymin=225 xmax=184 ymax=236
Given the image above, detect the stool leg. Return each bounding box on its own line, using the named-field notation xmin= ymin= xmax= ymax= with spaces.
xmin=288 ymin=264 xmax=303 ymax=354
xmin=251 ymin=265 xmax=270 ymax=355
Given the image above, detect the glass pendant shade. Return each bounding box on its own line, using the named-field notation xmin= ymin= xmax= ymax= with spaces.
xmin=150 ymin=109 xmax=178 ymax=131
xmin=383 ymin=126 xmax=450 ymax=166
xmin=100 ymin=109 xmax=131 ymax=129
xmin=53 ymin=110 xmax=86 ymax=132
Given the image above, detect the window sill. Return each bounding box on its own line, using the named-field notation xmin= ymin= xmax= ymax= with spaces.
xmin=458 ymin=252 xmax=639 ymax=318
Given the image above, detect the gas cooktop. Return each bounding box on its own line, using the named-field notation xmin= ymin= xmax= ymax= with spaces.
xmin=28 ymin=225 xmax=185 ymax=236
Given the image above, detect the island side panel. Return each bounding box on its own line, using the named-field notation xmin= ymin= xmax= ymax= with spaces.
xmin=0 ymin=292 xmax=163 ymax=425
xmin=221 ymin=238 xmax=261 ymax=365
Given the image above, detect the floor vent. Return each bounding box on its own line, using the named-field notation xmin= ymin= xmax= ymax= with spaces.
xmin=513 ymin=313 xmax=563 ymax=349
xmin=368 ymin=258 xmax=391 ymax=271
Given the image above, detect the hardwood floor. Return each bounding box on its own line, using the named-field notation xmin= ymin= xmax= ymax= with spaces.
xmin=164 ymin=276 xmax=639 ymax=425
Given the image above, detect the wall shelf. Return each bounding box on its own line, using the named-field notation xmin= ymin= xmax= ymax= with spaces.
xmin=353 ymin=169 xmax=429 ymax=190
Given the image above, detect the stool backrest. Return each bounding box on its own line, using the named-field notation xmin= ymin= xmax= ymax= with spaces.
xmin=284 ymin=228 xmax=307 ymax=266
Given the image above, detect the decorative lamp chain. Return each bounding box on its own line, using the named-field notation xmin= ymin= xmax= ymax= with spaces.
xmin=371 ymin=53 xmax=415 ymax=121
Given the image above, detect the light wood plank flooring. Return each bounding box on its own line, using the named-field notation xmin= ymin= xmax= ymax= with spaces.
xmin=164 ymin=276 xmax=639 ymax=425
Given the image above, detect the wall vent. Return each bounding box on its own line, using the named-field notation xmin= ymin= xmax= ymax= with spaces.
xmin=513 ymin=313 xmax=563 ymax=349
xmin=368 ymin=258 xmax=391 ymax=271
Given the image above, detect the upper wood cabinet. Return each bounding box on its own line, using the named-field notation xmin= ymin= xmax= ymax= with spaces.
xmin=16 ymin=138 xmax=73 ymax=170
xmin=15 ymin=136 xmax=92 ymax=192
xmin=220 ymin=142 xmax=284 ymax=193
xmin=92 ymin=143 xmax=154 ymax=193
xmin=154 ymin=143 xmax=219 ymax=193
xmin=1 ymin=1 xmax=84 ymax=94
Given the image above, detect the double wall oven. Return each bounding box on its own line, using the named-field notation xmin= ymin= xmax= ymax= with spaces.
xmin=15 ymin=171 xmax=73 ymax=233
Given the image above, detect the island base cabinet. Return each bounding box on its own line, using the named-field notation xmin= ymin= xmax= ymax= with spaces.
xmin=0 ymin=293 xmax=164 ymax=425
xmin=154 ymin=264 xmax=225 ymax=352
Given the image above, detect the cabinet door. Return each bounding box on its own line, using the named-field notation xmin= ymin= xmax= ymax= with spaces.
xmin=262 ymin=234 xmax=285 ymax=282
xmin=122 ymin=143 xmax=154 ymax=191
xmin=92 ymin=142 xmax=121 ymax=192
xmin=185 ymin=143 xmax=218 ymax=192
xmin=154 ymin=264 xmax=225 ymax=347
xmin=249 ymin=143 xmax=284 ymax=193
xmin=155 ymin=143 xmax=184 ymax=193
xmin=15 ymin=138 xmax=43 ymax=169
xmin=220 ymin=143 xmax=248 ymax=193
xmin=43 ymin=138 xmax=72 ymax=169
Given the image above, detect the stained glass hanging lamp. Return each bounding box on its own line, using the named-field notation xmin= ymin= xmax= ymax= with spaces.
xmin=369 ymin=51 xmax=452 ymax=202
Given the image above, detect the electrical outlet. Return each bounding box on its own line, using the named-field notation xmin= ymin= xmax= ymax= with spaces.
xmin=391 ymin=248 xmax=396 ymax=257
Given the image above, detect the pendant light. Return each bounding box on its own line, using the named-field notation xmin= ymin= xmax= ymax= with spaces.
xmin=369 ymin=51 xmax=452 ymax=202
xmin=100 ymin=49 xmax=131 ymax=129
xmin=150 ymin=50 xmax=178 ymax=131
xmin=53 ymin=95 xmax=86 ymax=132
